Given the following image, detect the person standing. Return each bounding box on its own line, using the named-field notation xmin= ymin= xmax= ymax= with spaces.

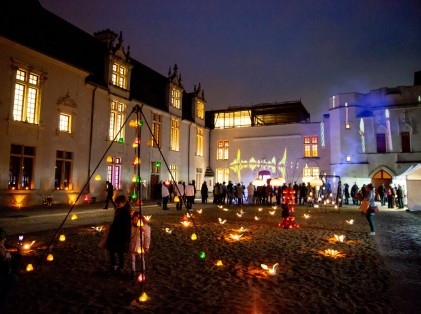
xmin=361 ymin=184 xmax=376 ymax=236
xmin=174 ymin=181 xmax=185 ymax=210
xmin=377 ymin=183 xmax=386 ymax=206
xmin=396 ymin=184 xmax=404 ymax=209
xmin=104 ymin=181 xmax=116 ymax=209
xmin=161 ymin=183 xmax=170 ymax=210
xmin=351 ymin=182 xmax=359 ymax=205
xmin=185 ymin=181 xmax=195 ymax=210
xmin=201 ymin=181 xmax=208 ymax=204
xmin=106 ymin=195 xmax=132 ymax=274
xmin=247 ymin=182 xmax=255 ymax=204
xmin=129 ymin=212 xmax=151 ymax=280
xmin=343 ymin=183 xmax=350 ymax=205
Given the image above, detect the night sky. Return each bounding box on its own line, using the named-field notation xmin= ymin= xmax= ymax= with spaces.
xmin=40 ymin=0 xmax=421 ymax=121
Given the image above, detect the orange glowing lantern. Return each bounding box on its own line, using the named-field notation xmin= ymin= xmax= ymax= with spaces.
xmin=174 ymin=195 xmax=180 ymax=202
xmin=59 ymin=234 xmax=66 ymax=242
xmin=26 ymin=264 xmax=34 ymax=271
xmin=215 ymin=260 xmax=224 ymax=266
xmin=138 ymin=292 xmax=149 ymax=302
xmin=146 ymin=140 xmax=153 ymax=147
xmin=191 ymin=233 xmax=197 ymax=240
xmin=46 ymin=254 xmax=54 ymax=261
xmin=71 ymin=214 xmax=78 ymax=220
xmin=106 ymin=156 xmax=113 ymax=163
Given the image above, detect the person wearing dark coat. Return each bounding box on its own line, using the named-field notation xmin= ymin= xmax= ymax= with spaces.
xmin=107 ymin=195 xmax=132 ymax=273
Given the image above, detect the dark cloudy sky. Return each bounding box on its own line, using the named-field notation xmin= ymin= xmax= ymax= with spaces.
xmin=40 ymin=0 xmax=421 ymax=121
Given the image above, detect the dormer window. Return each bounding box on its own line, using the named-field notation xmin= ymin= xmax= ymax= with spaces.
xmin=171 ymin=88 xmax=181 ymax=109
xmin=197 ymin=101 xmax=204 ymax=119
xmin=112 ymin=63 xmax=126 ymax=89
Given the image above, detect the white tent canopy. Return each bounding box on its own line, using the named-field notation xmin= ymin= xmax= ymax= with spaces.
xmin=396 ymin=163 xmax=421 ymax=211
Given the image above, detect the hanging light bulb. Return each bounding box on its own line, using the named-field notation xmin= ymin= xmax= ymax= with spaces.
xmin=46 ymin=254 xmax=54 ymax=261
xmin=132 ymin=175 xmax=137 ymax=182
xmin=59 ymin=234 xmax=66 ymax=242
xmin=26 ymin=264 xmax=34 ymax=272
xmin=129 ymin=120 xmax=136 ymax=127
xmin=94 ymin=175 xmax=101 ymax=181
xmin=191 ymin=233 xmax=197 ymax=240
xmin=106 ymin=156 xmax=113 ymax=163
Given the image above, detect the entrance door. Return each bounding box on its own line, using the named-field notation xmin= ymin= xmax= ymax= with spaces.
xmin=150 ymin=174 xmax=160 ymax=200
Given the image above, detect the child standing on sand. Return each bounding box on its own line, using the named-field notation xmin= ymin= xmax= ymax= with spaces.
xmin=129 ymin=212 xmax=151 ymax=280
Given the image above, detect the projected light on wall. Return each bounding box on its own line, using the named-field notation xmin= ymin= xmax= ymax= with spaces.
xmin=229 ymin=148 xmax=287 ymax=181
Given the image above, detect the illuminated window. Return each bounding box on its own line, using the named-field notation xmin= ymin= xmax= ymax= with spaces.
xmin=214 ymin=111 xmax=251 ymax=129
xmin=170 ymin=118 xmax=180 ymax=151
xmin=151 ymin=113 xmax=162 ymax=147
xmin=169 ymin=164 xmax=178 ymax=182
xmin=304 ymin=136 xmax=318 ymax=157
xmin=55 ymin=150 xmax=73 ymax=190
xmin=196 ymin=127 xmax=204 ymax=156
xmin=13 ymin=68 xmax=41 ymax=124
xmin=59 ymin=113 xmax=71 ymax=133
xmin=107 ymin=157 xmax=121 ymax=190
xmin=217 ymin=140 xmax=229 ymax=160
xmin=216 ymin=168 xmax=230 ymax=184
xmin=171 ymin=88 xmax=181 ymax=109
xmin=303 ymin=166 xmax=319 ymax=178
xmin=111 ymin=63 xmax=127 ymax=89
xmin=197 ymin=101 xmax=205 ymax=119
xmin=109 ymin=101 xmax=125 ymax=142
xmin=9 ymin=144 xmax=35 ymax=190
xmin=196 ymin=168 xmax=203 ymax=190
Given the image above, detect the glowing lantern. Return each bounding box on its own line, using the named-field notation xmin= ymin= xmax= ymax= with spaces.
xmin=269 ymin=211 xmax=276 ymax=215
xmin=118 ymin=138 xmax=124 ymax=143
xmin=59 ymin=234 xmax=66 ymax=242
xmin=324 ymin=249 xmax=340 ymax=257
xmin=261 ymin=263 xmax=279 ymax=276
xmin=131 ymin=192 xmax=137 ymax=199
xmin=23 ymin=241 xmax=36 ymax=250
xmin=254 ymin=216 xmax=260 ymax=221
xmin=196 ymin=209 xmax=203 ymax=214
xmin=137 ymin=273 xmax=146 ymax=282
xmin=258 ymin=208 xmax=263 ymax=212
xmin=132 ymin=157 xmax=140 ymax=165
xmin=174 ymin=195 xmax=180 ymax=202
xmin=215 ymin=260 xmax=224 ymax=266
xmin=132 ymin=142 xmax=138 ymax=148
xmin=71 ymin=214 xmax=78 ymax=220
xmin=138 ymin=292 xmax=149 ymax=302
xmin=304 ymin=214 xmax=310 ymax=219
xmin=46 ymin=254 xmax=54 ymax=261
xmin=229 ymin=233 xmax=243 ymax=241
xmin=91 ymin=226 xmax=103 ymax=232
xmin=218 ymin=218 xmax=226 ymax=224
xmin=237 ymin=227 xmax=247 ymax=232
xmin=223 ymin=207 xmax=229 ymax=212
xmin=346 ymin=219 xmax=354 ymax=225
xmin=334 ymin=234 xmax=345 ymax=243
xmin=155 ymin=161 xmax=161 ymax=167
xmin=26 ymin=264 xmax=34 ymax=272
xmin=132 ymin=175 xmax=137 ymax=182
xmin=137 ymin=247 xmax=145 ymax=254
xmin=270 ymin=177 xmax=285 ymax=187
xmin=129 ymin=120 xmax=136 ymax=127
xmin=164 ymin=228 xmax=174 ymax=234
xmin=252 ymin=177 xmax=265 ymax=187
xmin=106 ymin=156 xmax=113 ymax=163
xmin=94 ymin=175 xmax=101 ymax=181
xmin=146 ymin=140 xmax=153 ymax=147
xmin=236 ymin=212 xmax=244 ymax=218
xmin=191 ymin=233 xmax=197 ymax=240
xmin=199 ymin=252 xmax=206 ymax=259
xmin=310 ymin=177 xmax=323 ymax=187
xmin=144 ymin=215 xmax=151 ymax=222
xmin=181 ymin=221 xmax=191 ymax=227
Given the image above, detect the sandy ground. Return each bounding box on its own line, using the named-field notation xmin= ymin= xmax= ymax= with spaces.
xmin=1 ymin=203 xmax=420 ymax=313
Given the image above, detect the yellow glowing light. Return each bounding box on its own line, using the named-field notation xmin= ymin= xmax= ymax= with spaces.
xmin=261 ymin=263 xmax=279 ymax=275
xmin=258 ymin=208 xmax=263 ymax=212
xmin=174 ymin=195 xmax=180 ymax=202
xmin=94 ymin=175 xmax=101 ymax=181
xmin=26 ymin=264 xmax=34 ymax=272
xmin=215 ymin=260 xmax=224 ymax=266
xmin=163 ymin=228 xmax=174 ymax=234
xmin=23 ymin=241 xmax=36 ymax=250
xmin=138 ymin=292 xmax=149 ymax=302
xmin=196 ymin=209 xmax=203 ymax=214
xmin=237 ymin=227 xmax=247 ymax=232
xmin=218 ymin=218 xmax=226 ymax=224
xmin=46 ymin=254 xmax=54 ymax=262
xmin=236 ymin=212 xmax=244 ymax=217
xmin=346 ymin=219 xmax=354 ymax=225
xmin=334 ymin=234 xmax=345 ymax=243
xmin=254 ymin=216 xmax=260 ymax=221
xmin=229 ymin=233 xmax=243 ymax=241
xmin=106 ymin=156 xmax=113 ymax=163
xmin=218 ymin=205 xmax=223 ymax=209
xmin=269 ymin=211 xmax=276 ymax=215
xmin=137 ymin=219 xmax=141 ymax=227
xmin=181 ymin=221 xmax=191 ymax=227
xmin=144 ymin=215 xmax=152 ymax=222
xmin=71 ymin=214 xmax=78 ymax=220
xmin=314 ymin=204 xmax=319 ymax=208
xmin=272 ymin=205 xmax=278 ymax=210
xmin=324 ymin=249 xmax=340 ymax=257
xmin=191 ymin=233 xmax=197 ymax=240
xmin=91 ymin=226 xmax=103 ymax=232
xmin=137 ymin=247 xmax=145 ymax=254
xmin=132 ymin=175 xmax=137 ymax=182
xmin=59 ymin=234 xmax=66 ymax=242
xmin=303 ymin=214 xmax=310 ymax=219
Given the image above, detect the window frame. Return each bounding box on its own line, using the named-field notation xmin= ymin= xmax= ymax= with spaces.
xmin=8 ymin=144 xmax=36 ymax=190
xmin=109 ymin=101 xmax=126 ymax=142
